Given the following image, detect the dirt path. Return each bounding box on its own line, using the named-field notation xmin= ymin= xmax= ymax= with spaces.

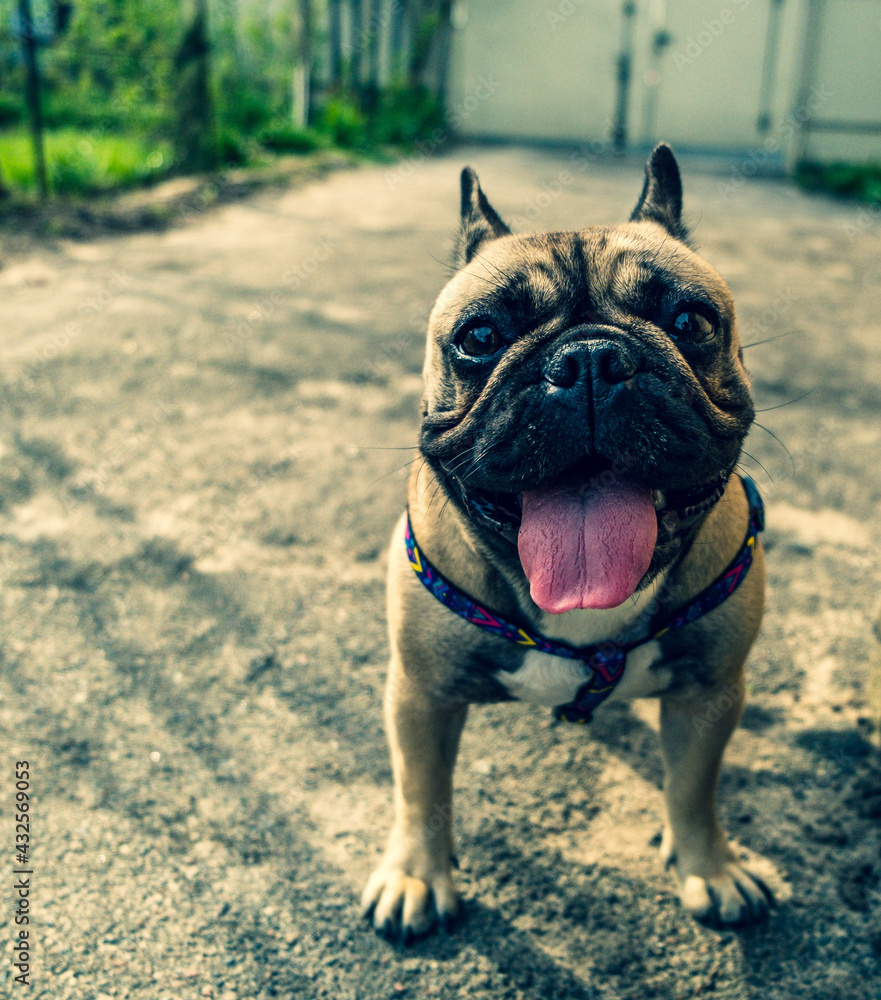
xmin=0 ymin=146 xmax=879 ymax=999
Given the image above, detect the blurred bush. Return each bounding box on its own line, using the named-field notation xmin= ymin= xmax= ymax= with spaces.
xmin=317 ymin=95 xmax=369 ymax=148
xmin=259 ymin=126 xmax=328 ymax=155
xmin=372 ymin=85 xmax=445 ymax=145
xmin=0 ymin=0 xmax=455 ymax=200
xmin=797 ymin=162 xmax=881 ymax=203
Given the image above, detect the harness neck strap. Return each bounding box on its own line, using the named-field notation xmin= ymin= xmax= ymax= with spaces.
xmin=405 ymin=475 xmax=764 ymax=723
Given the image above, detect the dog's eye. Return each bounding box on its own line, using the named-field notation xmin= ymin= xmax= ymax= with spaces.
xmin=454 ymin=323 xmax=504 ymax=359
xmin=669 ymin=305 xmax=717 ymax=344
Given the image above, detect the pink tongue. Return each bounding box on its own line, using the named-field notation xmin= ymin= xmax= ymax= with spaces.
xmin=518 ymin=479 xmax=658 ymax=614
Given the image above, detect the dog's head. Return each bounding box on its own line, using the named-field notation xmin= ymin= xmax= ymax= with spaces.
xmin=419 ymin=145 xmax=754 ymax=614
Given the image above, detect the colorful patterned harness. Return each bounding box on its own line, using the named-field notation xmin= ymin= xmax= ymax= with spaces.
xmin=405 ymin=475 xmax=764 ymax=723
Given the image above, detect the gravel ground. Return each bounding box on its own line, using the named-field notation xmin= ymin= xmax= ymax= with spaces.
xmin=0 ymin=145 xmax=879 ymax=999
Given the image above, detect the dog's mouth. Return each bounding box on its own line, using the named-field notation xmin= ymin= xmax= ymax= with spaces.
xmin=440 ymin=455 xmax=731 ymax=615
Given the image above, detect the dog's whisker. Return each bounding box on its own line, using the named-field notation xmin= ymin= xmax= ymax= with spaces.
xmin=754 ymin=389 xmax=813 ymax=412
xmin=474 ymin=253 xmax=515 ymax=287
xmin=454 ymin=438 xmax=511 ymax=484
xmin=742 ymin=329 xmax=801 ymax=350
xmin=430 ymin=251 xmax=509 ymax=291
xmin=363 ymin=455 xmax=423 ymax=493
xmin=752 ymin=422 xmax=794 ymax=467
xmin=442 ymin=446 xmax=480 ymax=478
xmin=739 ymin=450 xmax=776 ymax=488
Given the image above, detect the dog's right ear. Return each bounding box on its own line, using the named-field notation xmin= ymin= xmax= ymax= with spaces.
xmin=456 ymin=167 xmax=511 ymax=266
xmin=630 ymin=143 xmax=689 ymax=242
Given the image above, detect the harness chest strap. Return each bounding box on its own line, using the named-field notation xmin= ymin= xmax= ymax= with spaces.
xmin=404 ymin=475 xmax=765 ymax=723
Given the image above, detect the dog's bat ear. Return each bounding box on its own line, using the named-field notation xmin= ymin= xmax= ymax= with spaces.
xmin=456 ymin=167 xmax=511 ymax=266
xmin=630 ymin=143 xmax=689 ymax=242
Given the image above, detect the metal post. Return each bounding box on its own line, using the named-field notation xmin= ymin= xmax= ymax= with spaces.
xmin=435 ymin=0 xmax=453 ymax=106
xmin=756 ymin=0 xmax=784 ymax=135
xmin=295 ymin=0 xmax=314 ymax=126
xmin=790 ymin=0 xmax=824 ymax=170
xmin=17 ymin=0 xmax=49 ymax=198
xmin=329 ymin=0 xmax=344 ymax=89
xmin=641 ymin=0 xmax=670 ymax=148
xmin=364 ymin=0 xmax=383 ymax=109
xmin=613 ymin=0 xmax=637 ymax=152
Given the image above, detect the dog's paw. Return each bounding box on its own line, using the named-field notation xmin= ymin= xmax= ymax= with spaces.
xmin=677 ymin=863 xmax=774 ymax=926
xmin=360 ymin=862 xmax=459 ymax=944
xmin=661 ymin=831 xmax=774 ymax=926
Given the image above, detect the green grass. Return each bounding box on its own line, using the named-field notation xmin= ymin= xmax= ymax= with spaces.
xmin=258 ymin=124 xmax=329 ymax=155
xmin=0 ymin=85 xmax=447 ymax=200
xmin=0 ymin=128 xmax=173 ymax=196
xmin=796 ymin=161 xmax=881 ymax=203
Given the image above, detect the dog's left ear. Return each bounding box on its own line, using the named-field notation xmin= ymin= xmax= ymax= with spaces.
xmin=456 ymin=167 xmax=511 ymax=266
xmin=630 ymin=143 xmax=688 ymax=242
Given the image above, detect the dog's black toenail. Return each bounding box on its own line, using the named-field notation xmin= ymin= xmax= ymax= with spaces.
xmin=733 ymin=880 xmax=761 ymax=922
xmin=705 ymin=885 xmax=723 ymax=923
xmin=749 ymin=872 xmax=776 ymax=907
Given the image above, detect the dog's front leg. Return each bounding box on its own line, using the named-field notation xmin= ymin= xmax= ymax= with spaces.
xmin=659 ymin=673 xmax=774 ymax=925
xmin=361 ymin=654 xmax=467 ymax=942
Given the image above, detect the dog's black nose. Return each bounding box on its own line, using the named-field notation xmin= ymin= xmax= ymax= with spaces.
xmin=542 ymin=340 xmax=637 ymax=389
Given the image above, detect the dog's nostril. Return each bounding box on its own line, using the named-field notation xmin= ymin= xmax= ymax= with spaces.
xmin=543 ymin=340 xmax=637 ymax=389
xmin=542 ymin=351 xmax=581 ymax=389
xmin=597 ymin=345 xmax=637 ymax=385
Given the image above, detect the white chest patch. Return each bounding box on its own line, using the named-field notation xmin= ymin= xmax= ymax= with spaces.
xmin=495 ymin=574 xmax=671 ymax=708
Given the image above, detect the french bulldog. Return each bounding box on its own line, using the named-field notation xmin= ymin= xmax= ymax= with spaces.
xmin=362 ymin=145 xmax=772 ymax=942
